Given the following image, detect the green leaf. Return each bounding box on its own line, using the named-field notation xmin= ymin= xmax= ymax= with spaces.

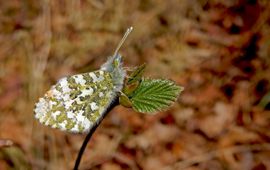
xmin=123 ymin=63 xmax=146 ymax=96
xmin=130 ymin=78 xmax=184 ymax=113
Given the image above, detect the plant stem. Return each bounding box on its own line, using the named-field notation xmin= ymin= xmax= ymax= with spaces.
xmin=73 ymin=100 xmax=119 ymax=170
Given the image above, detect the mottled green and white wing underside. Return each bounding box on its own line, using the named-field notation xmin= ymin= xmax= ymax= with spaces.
xmin=34 ymin=70 xmax=116 ymax=133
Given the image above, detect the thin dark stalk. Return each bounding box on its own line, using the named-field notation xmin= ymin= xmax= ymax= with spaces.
xmin=73 ymin=100 xmax=119 ymax=170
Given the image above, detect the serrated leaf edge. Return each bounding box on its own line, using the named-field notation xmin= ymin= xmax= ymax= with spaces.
xmin=130 ymin=78 xmax=184 ymax=114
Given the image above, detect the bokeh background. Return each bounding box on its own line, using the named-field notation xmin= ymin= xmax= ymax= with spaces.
xmin=1 ymin=0 xmax=270 ymax=169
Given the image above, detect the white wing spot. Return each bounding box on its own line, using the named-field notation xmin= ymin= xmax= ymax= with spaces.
xmin=71 ymin=124 xmax=79 ymax=132
xmin=80 ymin=88 xmax=93 ymax=97
xmin=82 ymin=119 xmax=91 ymax=130
xmin=59 ymin=78 xmax=68 ymax=88
xmin=64 ymin=100 xmax=73 ymax=109
xmin=67 ymin=111 xmax=75 ymax=119
xmin=34 ymin=98 xmax=49 ymax=119
xmin=62 ymin=93 xmax=70 ymax=102
xmin=98 ymin=76 xmax=104 ymax=82
xmin=89 ymin=73 xmax=98 ymax=82
xmin=89 ymin=72 xmax=104 ymax=82
xmin=74 ymin=75 xmax=86 ymax=85
xmin=52 ymin=88 xmax=62 ymax=100
xmin=99 ymin=92 xmax=104 ymax=97
xmin=49 ymin=100 xmax=57 ymax=108
xmin=76 ymin=110 xmax=85 ymax=122
xmin=90 ymin=102 xmax=98 ymax=111
xmin=45 ymin=118 xmax=50 ymax=126
xmin=62 ymin=85 xmax=71 ymax=93
xmin=39 ymin=116 xmax=47 ymax=123
xmin=75 ymin=98 xmax=83 ymax=104
xmin=59 ymin=120 xmax=68 ymax=130
xmin=52 ymin=111 xmax=61 ymax=120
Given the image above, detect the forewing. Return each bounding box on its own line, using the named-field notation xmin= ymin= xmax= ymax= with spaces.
xmin=34 ymin=70 xmax=116 ymax=133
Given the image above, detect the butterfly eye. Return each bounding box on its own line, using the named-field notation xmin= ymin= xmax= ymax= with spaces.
xmin=113 ymin=59 xmax=119 ymax=67
xmin=112 ymin=54 xmax=123 ymax=69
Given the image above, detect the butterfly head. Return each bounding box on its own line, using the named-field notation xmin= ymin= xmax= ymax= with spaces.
xmin=100 ymin=53 xmax=125 ymax=91
xmin=100 ymin=27 xmax=133 ymax=91
xmin=113 ymin=54 xmax=122 ymax=68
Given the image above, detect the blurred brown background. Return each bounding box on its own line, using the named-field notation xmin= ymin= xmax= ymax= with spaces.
xmin=0 ymin=0 xmax=270 ymax=170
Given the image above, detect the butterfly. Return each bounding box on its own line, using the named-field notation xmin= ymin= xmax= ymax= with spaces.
xmin=34 ymin=27 xmax=133 ymax=133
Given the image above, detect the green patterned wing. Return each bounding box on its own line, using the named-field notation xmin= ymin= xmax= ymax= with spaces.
xmin=34 ymin=70 xmax=116 ymax=133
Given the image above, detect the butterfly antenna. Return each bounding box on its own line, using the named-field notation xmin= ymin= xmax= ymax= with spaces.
xmin=113 ymin=27 xmax=133 ymax=57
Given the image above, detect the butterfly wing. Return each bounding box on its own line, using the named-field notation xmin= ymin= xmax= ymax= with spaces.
xmin=34 ymin=70 xmax=116 ymax=133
